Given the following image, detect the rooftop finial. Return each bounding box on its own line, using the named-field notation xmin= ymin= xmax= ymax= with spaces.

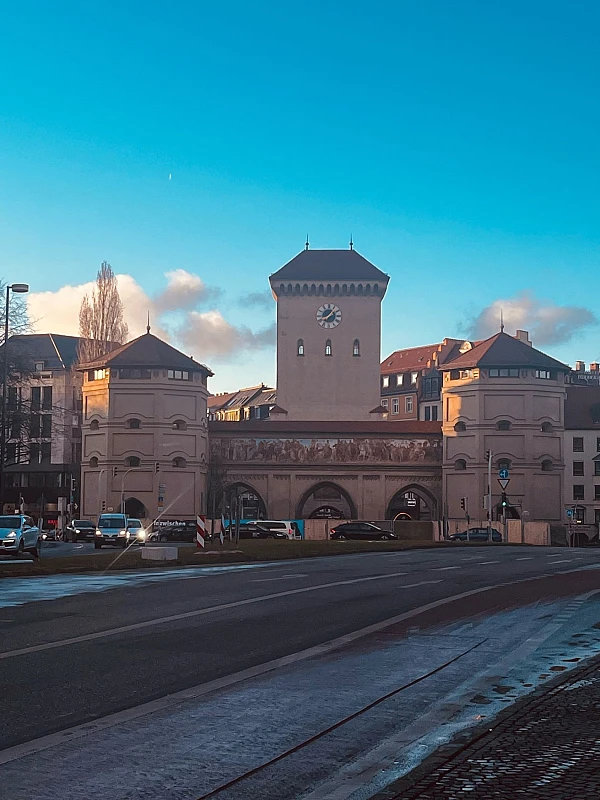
xmin=146 ymin=311 xmax=151 ymax=334
xmin=500 ymin=308 xmax=504 ymax=334
xmin=349 ymin=234 xmax=354 ymax=251
xmin=305 ymin=234 xmax=309 ymax=251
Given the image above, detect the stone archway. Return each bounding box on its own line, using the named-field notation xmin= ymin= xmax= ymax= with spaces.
xmin=296 ymin=482 xmax=357 ymax=520
xmin=386 ymin=484 xmax=438 ymax=521
xmin=222 ymin=483 xmax=267 ymax=520
xmin=124 ymin=497 xmax=148 ymax=519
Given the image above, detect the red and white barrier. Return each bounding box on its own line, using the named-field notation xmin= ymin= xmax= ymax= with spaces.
xmin=196 ymin=515 xmax=207 ymax=548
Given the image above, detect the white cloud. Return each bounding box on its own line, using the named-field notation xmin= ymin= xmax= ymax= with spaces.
xmin=176 ymin=310 xmax=275 ymax=360
xmin=469 ymin=292 xmax=599 ymax=346
xmin=154 ymin=269 xmax=220 ymax=313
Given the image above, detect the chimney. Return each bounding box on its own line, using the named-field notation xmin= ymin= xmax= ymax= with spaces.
xmin=575 ymin=361 xmax=585 ymax=372
xmin=515 ymin=330 xmax=532 ymax=347
xmin=590 ymin=363 xmax=599 ymax=372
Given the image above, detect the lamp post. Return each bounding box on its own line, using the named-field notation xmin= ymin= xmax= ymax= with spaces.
xmin=0 ymin=283 xmax=29 ymax=511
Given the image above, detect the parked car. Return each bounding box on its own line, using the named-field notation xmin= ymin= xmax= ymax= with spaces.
xmin=65 ymin=520 xmax=97 ymax=542
xmin=0 ymin=514 xmax=41 ymax=558
xmin=225 ymin=523 xmax=288 ymax=540
xmin=449 ymin=527 xmax=502 ymax=542
xmin=94 ymin=513 xmax=130 ymax=549
xmin=41 ymin=528 xmax=58 ymax=541
xmin=253 ymin=520 xmax=300 ymax=539
xmin=329 ymin=523 xmax=397 ymax=541
xmin=126 ymin=518 xmax=147 ymax=545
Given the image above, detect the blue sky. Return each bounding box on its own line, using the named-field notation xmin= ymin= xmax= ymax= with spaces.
xmin=1 ymin=1 xmax=599 ymax=390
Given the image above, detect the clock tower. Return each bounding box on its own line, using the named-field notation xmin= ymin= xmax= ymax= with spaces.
xmin=269 ymin=246 xmax=389 ymax=421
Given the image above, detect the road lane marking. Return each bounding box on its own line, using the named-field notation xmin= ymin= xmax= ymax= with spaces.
xmin=547 ymin=560 xmax=572 ymax=564
xmin=251 ymin=574 xmax=310 ymax=582
xmin=478 ymin=561 xmax=500 ymax=565
xmin=0 ymin=573 xmax=441 ymax=661
xmin=434 ymin=566 xmax=461 ymax=571
xmin=516 ymin=557 xmax=533 ymax=561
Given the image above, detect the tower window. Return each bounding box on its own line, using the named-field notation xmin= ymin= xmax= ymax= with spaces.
xmin=325 ymin=340 xmax=332 ymax=356
xmin=496 ymin=420 xmax=511 ymax=430
xmin=172 ymin=457 xmax=187 ymax=468
xmin=541 ymin=459 xmax=553 ymax=472
xmin=455 ymin=459 xmax=467 ymax=471
xmin=353 ymin=339 xmax=360 ymax=357
xmin=127 ymin=418 xmax=141 ymax=429
xmin=454 ymin=421 xmax=466 ymax=432
xmin=541 ymin=422 xmax=553 ymax=433
xmin=125 ymin=456 xmax=140 ymax=467
xmin=297 ymin=339 xmax=304 ymax=356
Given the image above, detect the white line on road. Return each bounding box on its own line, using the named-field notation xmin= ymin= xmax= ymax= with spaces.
xmin=251 ymin=574 xmax=309 ymax=582
xmin=478 ymin=561 xmax=500 ymax=565
xmin=0 ymin=573 xmax=441 ymax=661
xmin=434 ymin=566 xmax=461 ymax=571
xmin=547 ymin=560 xmax=572 ymax=565
xmin=516 ymin=557 xmax=533 ymax=561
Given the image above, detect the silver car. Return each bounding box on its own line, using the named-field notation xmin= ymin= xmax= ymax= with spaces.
xmin=0 ymin=515 xmax=41 ymax=558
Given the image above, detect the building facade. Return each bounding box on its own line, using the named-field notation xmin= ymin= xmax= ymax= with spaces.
xmin=563 ymin=385 xmax=600 ymax=527
xmin=79 ymin=333 xmax=212 ymax=523
xmin=269 ymin=246 xmax=389 ymax=421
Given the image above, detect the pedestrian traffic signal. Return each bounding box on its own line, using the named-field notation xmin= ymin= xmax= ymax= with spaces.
xmin=460 ymin=497 xmax=466 ymax=510
xmin=101 ymin=500 xmax=106 ymax=513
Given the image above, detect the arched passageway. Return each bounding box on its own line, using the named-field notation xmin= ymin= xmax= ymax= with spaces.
xmin=296 ymin=482 xmax=357 ymax=520
xmin=222 ymin=483 xmax=267 ymax=520
xmin=124 ymin=497 xmax=148 ymax=519
xmin=386 ymin=485 xmax=437 ymax=521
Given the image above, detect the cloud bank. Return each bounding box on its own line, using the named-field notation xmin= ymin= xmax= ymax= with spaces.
xmin=468 ymin=292 xmax=598 ymax=346
xmin=27 ymin=269 xmax=273 ymax=364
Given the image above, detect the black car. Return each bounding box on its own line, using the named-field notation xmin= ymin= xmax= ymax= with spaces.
xmin=329 ymin=523 xmax=397 ymax=541
xmin=449 ymin=527 xmax=502 ymax=542
xmin=226 ymin=523 xmax=288 ymax=540
xmin=65 ymin=520 xmax=97 ymax=542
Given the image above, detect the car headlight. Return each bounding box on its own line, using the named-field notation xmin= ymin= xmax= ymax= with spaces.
xmin=75 ymin=529 xmax=80 ymax=534
xmin=5 ymin=531 xmax=17 ymax=539
xmin=118 ymin=530 xmax=127 ymax=536
xmin=136 ymin=531 xmax=146 ymax=540
xmin=95 ymin=530 xmax=102 ymax=536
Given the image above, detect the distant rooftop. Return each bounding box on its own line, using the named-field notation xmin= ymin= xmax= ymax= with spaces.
xmin=270 ymin=248 xmax=389 ymax=283
xmin=78 ymin=332 xmax=213 ymax=375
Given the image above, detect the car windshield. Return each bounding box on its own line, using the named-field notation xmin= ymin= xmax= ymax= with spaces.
xmin=128 ymin=520 xmax=142 ymax=528
xmin=74 ymin=521 xmax=94 ymax=528
xmin=0 ymin=516 xmax=21 ymax=528
xmin=98 ymin=517 xmax=125 ymax=528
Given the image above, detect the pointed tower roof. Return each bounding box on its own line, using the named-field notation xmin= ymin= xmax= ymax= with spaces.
xmin=78 ymin=333 xmax=213 ymax=375
xmin=270 ymin=249 xmax=389 ymax=283
xmin=443 ymin=331 xmax=569 ymax=371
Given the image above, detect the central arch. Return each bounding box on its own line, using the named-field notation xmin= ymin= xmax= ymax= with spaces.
xmin=124 ymin=497 xmax=148 ymax=519
xmin=295 ymin=481 xmax=357 ymax=520
xmin=221 ymin=482 xmax=267 ymax=520
xmin=386 ymin=484 xmax=438 ymax=521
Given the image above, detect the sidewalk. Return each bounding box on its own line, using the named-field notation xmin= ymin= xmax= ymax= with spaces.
xmin=373 ymin=653 xmax=600 ymax=799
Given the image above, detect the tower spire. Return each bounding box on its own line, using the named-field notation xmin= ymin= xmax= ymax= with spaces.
xmin=146 ymin=311 xmax=151 ymax=334
xmin=305 ymin=234 xmax=309 ymax=251
xmin=500 ymin=308 xmax=504 ymax=334
xmin=349 ymin=234 xmax=354 ymax=251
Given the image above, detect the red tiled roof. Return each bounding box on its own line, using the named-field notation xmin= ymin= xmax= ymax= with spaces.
xmin=381 ymin=343 xmax=443 ymax=373
xmin=209 ymin=420 xmax=442 ymax=435
xmin=208 ymin=392 xmax=237 ymax=410
xmin=565 ymin=386 xmax=600 ymax=429
xmin=443 ymin=332 xmax=569 ymax=371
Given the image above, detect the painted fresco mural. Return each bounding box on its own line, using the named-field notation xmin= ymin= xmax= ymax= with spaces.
xmin=211 ymin=437 xmax=442 ymax=464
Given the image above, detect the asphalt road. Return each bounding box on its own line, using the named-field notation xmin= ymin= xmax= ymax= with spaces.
xmin=1 ymin=546 xmax=599 ymax=754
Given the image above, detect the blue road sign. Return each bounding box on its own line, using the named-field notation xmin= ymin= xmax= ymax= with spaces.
xmin=566 ymin=509 xmax=574 ymax=518
xmin=498 ymin=468 xmax=509 ymax=480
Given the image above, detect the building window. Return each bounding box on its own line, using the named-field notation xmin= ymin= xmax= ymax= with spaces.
xmin=423 ymin=377 xmax=440 ymax=399
xmin=391 ymin=398 xmax=399 ymax=414
xmin=455 ymin=459 xmax=467 ymax=470
xmin=381 ymin=399 xmax=388 ymax=410
xmin=89 ymin=457 xmax=99 ymax=468
xmin=167 ymin=370 xmax=190 ymax=380
xmin=172 ymin=457 xmax=187 ymax=468
xmin=297 ymin=339 xmax=304 ymax=356
xmin=30 ymin=415 xmax=41 ymax=438
xmin=573 ymin=461 xmax=584 ymax=476
xmin=431 ymin=405 xmax=438 ymax=421
xmin=90 ymin=419 xmax=99 ymax=431
xmin=597 ymin=438 xmax=600 ymax=452
xmin=573 ymin=437 xmax=584 ymax=452
xmin=88 ymin=369 xmax=107 ymax=381
xmin=595 ymin=461 xmax=600 ymax=476
xmin=382 ymin=376 xmax=390 ymax=388
xmin=573 ymin=485 xmax=585 ymax=501
xmin=6 ymin=443 xmax=17 ymax=463
xmin=29 ymin=443 xmax=40 ymax=464
xmin=353 ymin=339 xmax=360 ymax=357
xmin=454 ymin=421 xmax=466 ymax=432
xmin=405 ymin=396 xmax=414 ymax=413
xmin=41 ymin=415 xmax=52 ymax=438
xmin=535 ymin=369 xmax=555 ymax=380
xmin=35 ymin=361 xmax=44 ymax=371
xmin=595 ymin=485 xmax=600 ymax=500
xmin=541 ymin=460 xmax=553 ymax=471
xmin=396 ymin=373 xmax=404 ymax=386
xmin=541 ymin=422 xmax=553 ymax=433
xmin=574 ymin=506 xmax=586 ymax=523
xmin=173 ymin=419 xmax=187 ymax=430
xmin=424 ymin=406 xmax=431 ymax=421
xmin=125 ymin=456 xmax=141 ymax=467
xmin=42 ymin=387 xmax=52 ymax=410
xmin=325 ymin=339 xmax=332 ymax=356
xmin=496 ymin=420 xmax=511 ymax=430
xmin=489 ymin=368 xmax=520 ymax=378
xmin=497 ymin=458 xmax=511 ymax=471
xmin=411 ymin=372 xmax=418 ymax=385
xmin=120 ymin=368 xmax=152 ymax=379
xmin=40 ymin=443 xmax=51 ymax=463
xmin=127 ymin=419 xmax=141 ymax=429
xmin=31 ymin=386 xmax=40 ymax=410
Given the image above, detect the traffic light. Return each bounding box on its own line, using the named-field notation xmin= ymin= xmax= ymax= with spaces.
xmin=501 ymin=492 xmax=508 ymax=507
xmin=70 ymin=478 xmax=77 ymax=492
xmin=155 ymin=462 xmax=160 ymax=473
xmin=112 ymin=466 xmax=118 ymax=478
xmin=460 ymin=497 xmax=466 ymax=510
xmin=101 ymin=500 xmax=106 ymax=513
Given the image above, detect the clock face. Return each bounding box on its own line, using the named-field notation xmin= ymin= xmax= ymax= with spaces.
xmin=316 ymin=303 xmax=342 ymax=329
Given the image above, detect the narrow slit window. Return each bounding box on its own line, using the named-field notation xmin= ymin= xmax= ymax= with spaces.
xmin=353 ymin=339 xmax=360 ymax=357
xmin=297 ymin=339 xmax=304 ymax=356
xmin=325 ymin=339 xmax=332 ymax=356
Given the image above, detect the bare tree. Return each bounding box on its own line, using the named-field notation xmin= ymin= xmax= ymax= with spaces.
xmin=77 ymin=262 xmax=128 ymax=363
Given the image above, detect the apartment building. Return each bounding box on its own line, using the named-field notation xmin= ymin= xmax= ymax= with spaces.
xmin=564 ymin=385 xmax=600 ymax=526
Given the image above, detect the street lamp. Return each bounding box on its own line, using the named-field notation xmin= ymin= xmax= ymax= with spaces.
xmin=0 ymin=283 xmax=29 ymax=511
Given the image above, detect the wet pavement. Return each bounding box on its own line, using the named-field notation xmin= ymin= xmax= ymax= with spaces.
xmin=377 ymin=651 xmax=600 ymax=799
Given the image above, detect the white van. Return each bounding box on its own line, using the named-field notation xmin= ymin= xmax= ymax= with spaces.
xmin=255 ymin=520 xmax=301 ymax=540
